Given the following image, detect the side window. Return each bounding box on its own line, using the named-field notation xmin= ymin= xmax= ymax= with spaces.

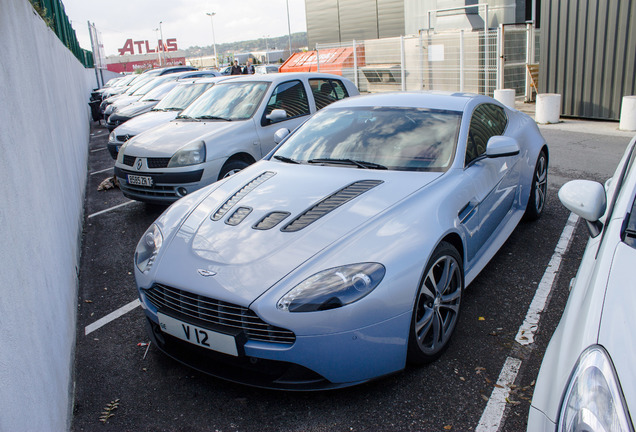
xmin=465 ymin=104 xmax=508 ymax=166
xmin=309 ymin=79 xmax=350 ymax=110
xmin=264 ymin=80 xmax=310 ymax=122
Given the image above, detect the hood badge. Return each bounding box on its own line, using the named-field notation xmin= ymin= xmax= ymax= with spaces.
xmin=136 ymin=159 xmax=142 ymax=170
xmin=198 ymin=269 xmax=217 ymax=277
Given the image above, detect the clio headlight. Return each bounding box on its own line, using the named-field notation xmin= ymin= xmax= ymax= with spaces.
xmin=168 ymin=140 xmax=206 ymax=167
xmin=116 ymin=140 xmax=128 ymax=164
xmin=108 ymin=131 xmax=116 ymax=142
xmin=277 ymin=263 xmax=385 ymax=312
xmin=134 ymin=224 xmax=163 ymax=273
xmin=558 ymin=345 xmax=634 ymax=432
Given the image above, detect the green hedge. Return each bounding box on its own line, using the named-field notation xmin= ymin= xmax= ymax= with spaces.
xmin=29 ymin=0 xmax=94 ymax=67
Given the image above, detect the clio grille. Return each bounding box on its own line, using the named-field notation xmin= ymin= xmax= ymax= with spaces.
xmin=144 ymin=284 xmax=296 ymax=345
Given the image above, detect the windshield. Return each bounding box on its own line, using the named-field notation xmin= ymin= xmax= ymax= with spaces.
xmin=178 ymin=81 xmax=268 ymax=121
xmin=154 ymin=82 xmax=215 ymax=111
xmin=125 ymin=77 xmax=153 ymax=95
xmin=140 ymin=82 xmax=178 ymax=102
xmin=273 ymin=107 xmax=462 ymax=172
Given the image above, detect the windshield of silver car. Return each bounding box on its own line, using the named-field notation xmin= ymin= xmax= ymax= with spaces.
xmin=177 ymin=82 xmax=269 ymax=121
xmin=273 ymin=107 xmax=462 ymax=171
xmin=153 ymin=83 xmax=215 ymax=111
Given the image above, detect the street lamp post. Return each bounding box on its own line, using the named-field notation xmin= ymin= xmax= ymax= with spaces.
xmin=286 ymin=0 xmax=292 ymax=57
xmin=159 ymin=21 xmax=166 ymax=66
xmin=264 ymin=34 xmax=270 ymax=63
xmin=153 ymin=28 xmax=161 ymax=66
xmin=206 ymin=12 xmax=218 ymax=68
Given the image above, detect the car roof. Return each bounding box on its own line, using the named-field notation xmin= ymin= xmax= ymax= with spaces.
xmin=219 ymin=72 xmax=354 ymax=85
xmin=328 ymin=91 xmax=493 ymax=112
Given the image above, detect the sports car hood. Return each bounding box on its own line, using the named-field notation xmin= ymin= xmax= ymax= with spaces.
xmin=124 ymin=119 xmax=244 ymax=157
xmin=154 ymin=163 xmax=443 ymax=305
xmin=114 ymin=110 xmax=178 ymax=137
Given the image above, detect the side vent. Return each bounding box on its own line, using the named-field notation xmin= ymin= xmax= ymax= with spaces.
xmin=211 ymin=171 xmax=276 ymax=221
xmin=253 ymin=212 xmax=291 ymax=230
xmin=281 ymin=180 xmax=383 ymax=232
xmin=225 ymin=207 xmax=253 ymax=226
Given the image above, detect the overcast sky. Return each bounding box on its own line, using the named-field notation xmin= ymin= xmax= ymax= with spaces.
xmin=62 ymin=0 xmax=308 ymax=57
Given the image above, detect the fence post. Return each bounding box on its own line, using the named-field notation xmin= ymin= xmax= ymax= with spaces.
xmin=315 ymin=44 xmax=320 ymax=72
xmin=497 ymin=24 xmax=504 ymax=90
xmin=525 ymin=22 xmax=534 ymax=102
xmin=419 ymin=32 xmax=424 ymax=90
xmin=400 ymin=35 xmax=406 ymax=91
xmin=460 ymin=30 xmax=464 ymax=92
xmin=353 ymin=40 xmax=358 ymax=89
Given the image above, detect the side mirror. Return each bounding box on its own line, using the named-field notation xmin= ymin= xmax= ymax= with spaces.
xmin=266 ymin=109 xmax=287 ymax=123
xmin=274 ymin=128 xmax=291 ymax=144
xmin=486 ymin=136 xmax=520 ymax=158
xmin=558 ymin=180 xmax=607 ymax=237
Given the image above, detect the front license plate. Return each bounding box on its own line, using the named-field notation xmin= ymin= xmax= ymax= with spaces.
xmin=127 ymin=174 xmax=153 ymax=187
xmin=157 ymin=312 xmax=238 ymax=356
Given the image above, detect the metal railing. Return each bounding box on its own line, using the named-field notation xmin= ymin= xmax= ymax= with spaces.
xmin=315 ymin=24 xmax=539 ymax=101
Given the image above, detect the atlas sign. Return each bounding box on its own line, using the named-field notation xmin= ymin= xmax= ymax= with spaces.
xmin=118 ymin=38 xmax=178 ymax=56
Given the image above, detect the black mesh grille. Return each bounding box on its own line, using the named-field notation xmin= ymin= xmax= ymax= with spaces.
xmin=123 ymin=155 xmax=135 ymax=166
xmin=116 ymin=134 xmax=134 ymax=142
xmin=282 ymin=180 xmax=383 ymax=232
xmin=144 ymin=284 xmax=295 ymax=345
xmin=148 ymin=158 xmax=171 ymax=169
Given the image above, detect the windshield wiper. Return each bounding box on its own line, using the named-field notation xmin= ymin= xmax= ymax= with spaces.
xmin=273 ymin=155 xmax=300 ymax=164
xmin=175 ymin=115 xmax=200 ymax=121
xmin=196 ymin=115 xmax=232 ymax=121
xmin=308 ymin=158 xmax=387 ymax=170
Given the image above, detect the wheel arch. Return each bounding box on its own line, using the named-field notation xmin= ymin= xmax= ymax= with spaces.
xmin=224 ymin=152 xmax=257 ymax=166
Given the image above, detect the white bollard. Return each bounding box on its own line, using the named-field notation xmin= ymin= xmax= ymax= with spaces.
xmin=620 ymin=96 xmax=636 ymax=131
xmin=535 ymin=93 xmax=561 ymax=124
xmin=494 ymin=89 xmax=516 ymax=109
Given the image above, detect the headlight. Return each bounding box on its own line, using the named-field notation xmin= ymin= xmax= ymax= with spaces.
xmin=277 ymin=263 xmax=385 ymax=312
xmin=108 ymin=131 xmax=116 ymax=142
xmin=135 ymin=224 xmax=163 ymax=273
xmin=168 ymin=141 xmax=206 ymax=167
xmin=558 ymin=346 xmax=633 ymax=432
xmin=116 ymin=141 xmax=128 ymax=164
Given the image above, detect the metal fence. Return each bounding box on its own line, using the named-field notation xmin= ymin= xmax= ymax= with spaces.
xmin=316 ymin=24 xmax=539 ymax=101
xmin=29 ymin=0 xmax=93 ymax=67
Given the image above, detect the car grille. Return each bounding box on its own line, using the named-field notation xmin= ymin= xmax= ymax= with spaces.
xmin=123 ymin=155 xmax=136 ymax=166
xmin=147 ymin=157 xmax=171 ymax=169
xmin=116 ymin=134 xmax=134 ymax=142
xmin=144 ymin=284 xmax=296 ymax=345
xmin=120 ymin=182 xmax=177 ymax=198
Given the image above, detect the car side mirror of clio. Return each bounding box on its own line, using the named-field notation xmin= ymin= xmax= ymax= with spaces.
xmin=266 ymin=109 xmax=287 ymax=124
xmin=559 ymin=180 xmax=607 ymax=237
xmin=486 ymin=136 xmax=520 ymax=158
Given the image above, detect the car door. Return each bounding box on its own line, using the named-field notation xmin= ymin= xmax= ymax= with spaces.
xmin=462 ymin=103 xmax=520 ymax=261
xmin=255 ymin=79 xmax=311 ymax=157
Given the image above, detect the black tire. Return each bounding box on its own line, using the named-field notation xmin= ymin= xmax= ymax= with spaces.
xmin=524 ymin=149 xmax=548 ymax=221
xmin=407 ymin=242 xmax=464 ymax=365
xmin=218 ymin=159 xmax=250 ymax=180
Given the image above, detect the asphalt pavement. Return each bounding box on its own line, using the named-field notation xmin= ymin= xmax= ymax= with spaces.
xmin=71 ymin=110 xmax=634 ymax=432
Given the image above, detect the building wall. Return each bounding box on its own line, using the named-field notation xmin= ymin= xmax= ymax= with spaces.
xmin=0 ymin=0 xmax=92 ymax=429
xmin=540 ymin=0 xmax=636 ymax=120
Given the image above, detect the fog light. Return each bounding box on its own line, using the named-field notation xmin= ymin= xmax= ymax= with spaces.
xmin=177 ymin=187 xmax=188 ymax=197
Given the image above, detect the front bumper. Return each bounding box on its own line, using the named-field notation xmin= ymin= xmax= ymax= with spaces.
xmin=115 ymin=166 xmax=204 ymax=204
xmin=527 ymin=405 xmax=556 ymax=431
xmin=141 ymin=300 xmax=410 ymax=390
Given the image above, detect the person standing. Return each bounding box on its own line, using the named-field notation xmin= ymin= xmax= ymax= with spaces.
xmin=230 ymin=60 xmax=242 ymax=75
xmin=243 ymin=59 xmax=255 ymax=74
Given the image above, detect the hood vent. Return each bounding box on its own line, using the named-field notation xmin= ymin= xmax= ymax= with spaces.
xmin=281 ymin=180 xmax=383 ymax=232
xmin=253 ymin=211 xmax=291 ymax=230
xmin=212 ymin=171 xmax=276 ymax=221
xmin=225 ymin=207 xmax=252 ymax=226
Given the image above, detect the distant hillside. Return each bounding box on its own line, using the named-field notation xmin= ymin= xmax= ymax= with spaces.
xmin=185 ymin=32 xmax=308 ymax=59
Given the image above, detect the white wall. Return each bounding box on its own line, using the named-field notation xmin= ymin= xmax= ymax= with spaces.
xmin=0 ymin=0 xmax=92 ymax=430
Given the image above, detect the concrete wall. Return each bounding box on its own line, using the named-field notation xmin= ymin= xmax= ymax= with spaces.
xmin=0 ymin=0 xmax=92 ymax=430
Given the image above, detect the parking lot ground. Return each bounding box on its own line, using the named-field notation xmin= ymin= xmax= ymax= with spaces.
xmin=72 ymin=119 xmax=634 ymax=431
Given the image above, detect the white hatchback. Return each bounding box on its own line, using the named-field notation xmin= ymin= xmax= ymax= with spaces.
xmin=114 ymin=72 xmax=359 ymax=204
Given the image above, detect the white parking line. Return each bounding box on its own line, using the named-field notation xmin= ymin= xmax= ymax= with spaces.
xmin=515 ymin=212 xmax=579 ymax=346
xmin=475 ymin=357 xmax=522 ymax=432
xmin=90 ymin=167 xmax=114 ymax=176
xmin=85 ymin=299 xmax=141 ymax=335
xmin=88 ymin=200 xmax=135 ymax=219
xmin=91 ymin=147 xmax=108 ymax=153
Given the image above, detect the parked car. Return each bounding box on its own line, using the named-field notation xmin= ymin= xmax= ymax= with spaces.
xmin=114 ymin=72 xmax=359 ymax=204
xmin=255 ymin=64 xmax=280 ymax=74
xmin=107 ymin=77 xmax=229 ymax=159
xmin=132 ymin=91 xmax=548 ymax=389
xmin=528 ymin=136 xmax=636 ymax=431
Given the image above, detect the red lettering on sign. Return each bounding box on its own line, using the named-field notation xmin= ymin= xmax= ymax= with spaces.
xmin=118 ymin=39 xmax=134 ymax=56
xmin=118 ymin=38 xmax=178 ymax=55
xmin=134 ymin=40 xmax=145 ymax=54
xmin=166 ymin=38 xmax=178 ymax=52
xmin=145 ymin=41 xmax=155 ymax=53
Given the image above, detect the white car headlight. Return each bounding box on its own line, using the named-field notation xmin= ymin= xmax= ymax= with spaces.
xmin=277 ymin=263 xmax=385 ymax=312
xmin=116 ymin=141 xmax=129 ymax=164
xmin=558 ymin=345 xmax=633 ymax=432
xmin=108 ymin=131 xmax=116 ymax=143
xmin=168 ymin=141 xmax=206 ymax=167
xmin=135 ymin=224 xmax=163 ymax=273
